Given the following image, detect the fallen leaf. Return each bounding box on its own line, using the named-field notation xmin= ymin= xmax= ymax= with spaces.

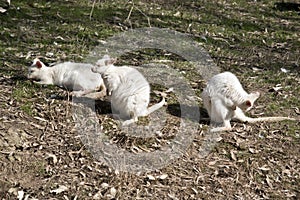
xmin=147 ymin=175 xmax=156 ymax=180
xmin=258 ymin=165 xmax=270 ymax=171
xmin=191 ymin=188 xmax=198 ymax=194
xmin=208 ymin=160 xmax=217 ymax=166
xmin=165 ymin=87 xmax=174 ymax=93
xmin=8 ymin=187 xmax=18 ymax=195
xmin=230 ymin=150 xmax=237 ymax=161
xmin=101 ymin=183 xmax=109 ymax=188
xmin=270 ymin=86 xmax=283 ymax=92
xmin=249 ymin=148 xmax=259 ymax=154
xmin=280 ymin=68 xmax=289 ymax=73
xmin=252 ymin=67 xmax=262 ymax=72
xmin=266 ymin=175 xmax=272 ymax=187
xmin=108 ymin=187 xmax=117 ymax=198
xmin=17 ymin=190 xmax=24 ymax=200
xmin=158 ymin=174 xmax=168 ymax=180
xmin=46 ymin=153 xmax=58 ymax=165
xmin=50 ymin=185 xmax=68 ymax=194
xmin=0 ymin=7 xmax=7 ymax=13
xmin=93 ymin=191 xmax=103 ymax=200
xmin=174 ymin=11 xmax=180 ymax=17
xmin=294 ymin=107 xmax=300 ymax=115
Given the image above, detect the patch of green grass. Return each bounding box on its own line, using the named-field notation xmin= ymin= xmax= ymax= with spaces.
xmin=266 ymin=102 xmax=280 ymax=112
xmin=20 ymin=102 xmax=34 ymax=115
xmin=12 ymin=81 xmax=37 ymax=100
xmin=12 ymin=88 xmax=31 ymax=101
xmin=12 ymin=84 xmax=35 ymax=115
xmin=29 ymin=161 xmax=47 ymax=177
xmin=11 ymin=80 xmax=52 ymax=115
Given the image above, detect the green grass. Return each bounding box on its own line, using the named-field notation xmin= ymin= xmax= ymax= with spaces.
xmin=1 ymin=0 xmax=298 ymax=119
xmin=20 ymin=102 xmax=33 ymax=115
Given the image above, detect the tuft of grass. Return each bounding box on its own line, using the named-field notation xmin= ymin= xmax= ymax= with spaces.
xmin=20 ymin=102 xmax=34 ymax=116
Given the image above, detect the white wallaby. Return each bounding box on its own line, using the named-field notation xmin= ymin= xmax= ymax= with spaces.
xmin=201 ymin=71 xmax=295 ymax=132
xmin=28 ymin=58 xmax=106 ymax=99
xmin=91 ymin=55 xmax=165 ymax=126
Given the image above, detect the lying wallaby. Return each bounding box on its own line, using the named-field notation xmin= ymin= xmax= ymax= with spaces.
xmin=28 ymin=58 xmax=106 ymax=99
xmin=201 ymin=71 xmax=295 ymax=132
xmin=91 ymin=55 xmax=165 ymax=126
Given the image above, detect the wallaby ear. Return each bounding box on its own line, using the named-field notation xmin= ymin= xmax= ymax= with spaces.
xmin=103 ymin=54 xmax=110 ymax=59
xmin=104 ymin=58 xmax=117 ymax=66
xmin=36 ymin=60 xmax=43 ymax=68
xmin=245 ymin=100 xmax=252 ymax=107
xmin=253 ymin=91 xmax=260 ymax=98
xmin=249 ymin=92 xmax=260 ymax=102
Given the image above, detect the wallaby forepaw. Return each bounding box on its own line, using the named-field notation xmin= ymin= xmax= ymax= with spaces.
xmin=70 ymin=91 xmax=84 ymax=97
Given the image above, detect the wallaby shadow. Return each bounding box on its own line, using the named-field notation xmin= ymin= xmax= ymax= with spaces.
xmin=1 ymin=73 xmax=28 ymax=87
xmin=72 ymin=97 xmax=112 ymax=115
xmin=6 ymin=73 xmax=210 ymax=125
xmin=94 ymin=100 xmax=112 ymax=115
xmin=274 ymin=2 xmax=300 ymax=12
xmin=167 ymin=103 xmax=210 ymax=125
xmin=9 ymin=74 xmax=28 ymax=82
xmin=72 ymin=99 xmax=210 ymax=125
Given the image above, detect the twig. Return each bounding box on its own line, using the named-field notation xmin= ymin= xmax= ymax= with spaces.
xmin=125 ymin=1 xmax=151 ymax=28
xmin=126 ymin=3 xmax=134 ymax=22
xmin=89 ymin=0 xmax=97 ymax=20
xmin=0 ymin=151 xmax=12 ymax=155
xmin=135 ymin=6 xmax=151 ymax=28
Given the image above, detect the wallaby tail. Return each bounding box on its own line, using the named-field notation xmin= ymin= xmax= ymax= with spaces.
xmin=245 ymin=116 xmax=295 ymax=123
xmin=147 ymin=96 xmax=166 ymax=115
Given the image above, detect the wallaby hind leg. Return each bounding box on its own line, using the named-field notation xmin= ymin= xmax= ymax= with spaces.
xmin=232 ymin=107 xmax=252 ymax=122
xmin=70 ymin=90 xmax=91 ymax=97
xmin=122 ymin=117 xmax=138 ymax=126
xmin=208 ymin=98 xmax=233 ymax=132
xmin=72 ymin=84 xmax=107 ymax=99
xmin=83 ymin=90 xmax=107 ymax=99
xmin=209 ymin=119 xmax=232 ymax=133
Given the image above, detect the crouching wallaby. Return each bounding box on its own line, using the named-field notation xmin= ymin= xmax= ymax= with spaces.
xmin=91 ymin=55 xmax=166 ymax=126
xmin=28 ymin=58 xmax=106 ymax=99
xmin=201 ymin=71 xmax=295 ymax=132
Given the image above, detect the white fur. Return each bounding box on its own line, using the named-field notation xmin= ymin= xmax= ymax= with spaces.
xmin=91 ymin=55 xmax=165 ymax=125
xmin=202 ymin=72 xmax=294 ymax=132
xmin=28 ymin=58 xmax=106 ymax=98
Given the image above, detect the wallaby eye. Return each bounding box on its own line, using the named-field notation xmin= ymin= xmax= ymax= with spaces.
xmin=245 ymin=100 xmax=252 ymax=107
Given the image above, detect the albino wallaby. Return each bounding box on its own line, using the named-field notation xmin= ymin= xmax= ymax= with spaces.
xmin=91 ymin=55 xmax=165 ymax=126
xmin=201 ymin=71 xmax=295 ymax=132
xmin=28 ymin=58 xmax=106 ymax=99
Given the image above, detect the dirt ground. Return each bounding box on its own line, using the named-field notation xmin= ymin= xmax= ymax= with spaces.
xmin=0 ymin=0 xmax=299 ymax=199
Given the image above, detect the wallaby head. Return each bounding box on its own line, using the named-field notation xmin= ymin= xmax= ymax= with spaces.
xmin=98 ymin=54 xmax=116 ymax=66
xmin=91 ymin=55 xmax=117 ymax=73
xmin=27 ymin=58 xmax=49 ymax=82
xmin=239 ymin=91 xmax=260 ymax=111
